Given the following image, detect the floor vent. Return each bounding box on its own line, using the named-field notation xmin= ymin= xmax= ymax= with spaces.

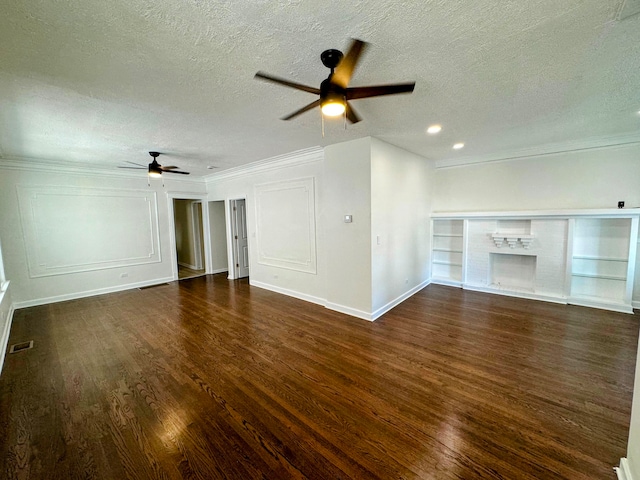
xmin=9 ymin=340 xmax=34 ymax=354
xmin=138 ymin=283 xmax=171 ymax=290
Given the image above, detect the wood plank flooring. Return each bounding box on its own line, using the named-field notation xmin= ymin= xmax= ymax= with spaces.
xmin=0 ymin=274 xmax=637 ymax=479
xmin=177 ymin=265 xmax=206 ymax=280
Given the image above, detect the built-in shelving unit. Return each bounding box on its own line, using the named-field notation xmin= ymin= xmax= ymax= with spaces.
xmin=431 ymin=209 xmax=639 ymax=314
xmin=431 ymin=219 xmax=464 ymax=286
xmin=569 ymin=218 xmax=636 ymax=311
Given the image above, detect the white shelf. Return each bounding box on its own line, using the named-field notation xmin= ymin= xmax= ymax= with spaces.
xmin=432 ymin=219 xmax=465 ymax=284
xmin=492 ymin=233 xmax=534 ymax=249
xmin=571 ymin=272 xmax=627 ymax=281
xmin=573 ymin=255 xmax=628 ymax=262
xmin=433 ymin=260 xmax=463 ymax=266
xmin=570 ymin=217 xmax=633 ymax=307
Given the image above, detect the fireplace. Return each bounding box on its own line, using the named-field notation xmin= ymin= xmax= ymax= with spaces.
xmin=489 ymin=253 xmax=537 ymax=292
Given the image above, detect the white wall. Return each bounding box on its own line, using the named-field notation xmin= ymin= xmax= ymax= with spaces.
xmin=206 ymin=148 xmax=326 ymax=305
xmin=370 ymin=138 xmax=432 ymax=314
xmin=0 ymin=166 xmax=206 ymax=306
xmin=323 ymin=138 xmax=373 ymax=316
xmin=208 ymin=200 xmax=228 ymax=273
xmin=433 ymin=144 xmax=640 ymax=212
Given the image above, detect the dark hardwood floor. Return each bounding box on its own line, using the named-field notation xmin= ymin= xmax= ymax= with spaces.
xmin=0 ymin=274 xmax=637 ymax=479
xmin=177 ymin=265 xmax=206 ymax=280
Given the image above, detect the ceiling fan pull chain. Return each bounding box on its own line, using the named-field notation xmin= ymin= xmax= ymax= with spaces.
xmin=321 ymin=112 xmax=325 ymax=138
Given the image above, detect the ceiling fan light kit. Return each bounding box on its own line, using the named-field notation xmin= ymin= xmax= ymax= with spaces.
xmin=118 ymin=151 xmax=190 ymax=184
xmin=255 ymin=38 xmax=415 ymax=127
xmin=148 ymin=152 xmax=163 ymax=177
xmin=321 ymin=96 xmax=346 ymax=117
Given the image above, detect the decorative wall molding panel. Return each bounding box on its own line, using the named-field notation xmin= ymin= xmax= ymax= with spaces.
xmin=431 ymin=210 xmax=639 ymax=313
xmin=17 ymin=186 xmax=161 ymax=277
xmin=254 ymin=177 xmax=317 ymax=274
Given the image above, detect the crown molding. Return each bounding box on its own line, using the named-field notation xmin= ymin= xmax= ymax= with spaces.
xmin=435 ymin=133 xmax=640 ymax=169
xmin=0 ymin=155 xmax=205 ymax=183
xmin=204 ymin=146 xmax=324 ymax=184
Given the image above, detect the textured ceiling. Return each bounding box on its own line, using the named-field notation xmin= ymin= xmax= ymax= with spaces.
xmin=1 ymin=0 xmax=639 ymax=176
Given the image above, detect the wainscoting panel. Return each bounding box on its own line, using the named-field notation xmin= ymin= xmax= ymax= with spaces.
xmin=17 ymin=186 xmax=161 ymax=277
xmin=254 ymin=177 xmax=317 ymax=273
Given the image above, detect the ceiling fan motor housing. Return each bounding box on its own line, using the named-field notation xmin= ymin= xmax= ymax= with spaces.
xmin=320 ymin=78 xmax=346 ymax=105
xmin=320 ymin=49 xmax=343 ymax=70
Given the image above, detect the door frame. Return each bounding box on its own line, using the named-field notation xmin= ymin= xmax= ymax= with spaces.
xmin=167 ymin=192 xmax=212 ymax=281
xmin=226 ymin=197 xmax=249 ymax=280
xmin=190 ymin=201 xmax=204 ymax=270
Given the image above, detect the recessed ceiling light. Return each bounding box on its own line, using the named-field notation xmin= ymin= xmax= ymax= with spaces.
xmin=207 ymin=165 xmax=217 ymax=169
xmin=453 ymin=143 xmax=465 ymax=150
xmin=426 ymin=124 xmax=442 ymax=134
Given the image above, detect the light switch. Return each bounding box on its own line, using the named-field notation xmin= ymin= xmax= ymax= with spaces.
xmin=344 ymin=215 xmax=353 ymax=223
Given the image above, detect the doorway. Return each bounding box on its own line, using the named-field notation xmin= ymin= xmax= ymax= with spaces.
xmin=230 ymin=199 xmax=249 ymax=279
xmin=173 ymin=199 xmax=206 ymax=280
xmin=208 ymin=200 xmax=229 ymax=275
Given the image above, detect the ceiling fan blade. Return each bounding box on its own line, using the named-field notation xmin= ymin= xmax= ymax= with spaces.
xmin=255 ymin=72 xmax=320 ymax=95
xmin=346 ymin=82 xmax=415 ymax=100
xmin=164 ymin=170 xmax=190 ymax=175
xmin=118 ymin=166 xmax=146 ymax=170
xmin=124 ymin=160 xmax=147 ymax=167
xmin=281 ymin=99 xmax=322 ymax=120
xmin=160 ymin=166 xmax=178 ymax=170
xmin=345 ymin=101 xmax=362 ymax=124
xmin=331 ymin=38 xmax=368 ymax=88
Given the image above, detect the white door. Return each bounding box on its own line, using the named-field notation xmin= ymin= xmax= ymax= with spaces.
xmin=232 ymin=199 xmax=250 ymax=278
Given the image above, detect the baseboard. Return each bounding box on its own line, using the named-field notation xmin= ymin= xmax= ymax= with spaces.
xmin=324 ymin=302 xmax=374 ymax=322
xmin=12 ymin=277 xmax=176 ymax=309
xmin=209 ymin=268 xmax=228 ymax=275
xmin=633 ymin=301 xmax=640 ymax=310
xmin=250 ymin=279 xmax=434 ymax=322
xmin=616 ymin=457 xmax=634 ymax=480
xmin=463 ymin=283 xmax=567 ymax=305
xmin=370 ymin=278 xmax=431 ymax=321
xmin=568 ymin=296 xmax=634 ymax=314
xmin=249 ymin=280 xmax=326 ymax=307
xmin=250 ymin=280 xmax=374 ymax=321
xmin=178 ymin=261 xmax=199 ymax=270
xmin=431 ymin=278 xmax=463 ymax=288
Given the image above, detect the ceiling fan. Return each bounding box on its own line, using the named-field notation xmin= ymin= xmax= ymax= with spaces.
xmin=255 ymin=38 xmax=415 ymax=124
xmin=119 ymin=152 xmax=190 ymax=177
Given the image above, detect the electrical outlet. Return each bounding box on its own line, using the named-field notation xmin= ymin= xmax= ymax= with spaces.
xmin=618 ymin=201 xmax=625 ymax=209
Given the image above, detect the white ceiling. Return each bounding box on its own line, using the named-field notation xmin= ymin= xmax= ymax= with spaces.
xmin=1 ymin=0 xmax=639 ymax=177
